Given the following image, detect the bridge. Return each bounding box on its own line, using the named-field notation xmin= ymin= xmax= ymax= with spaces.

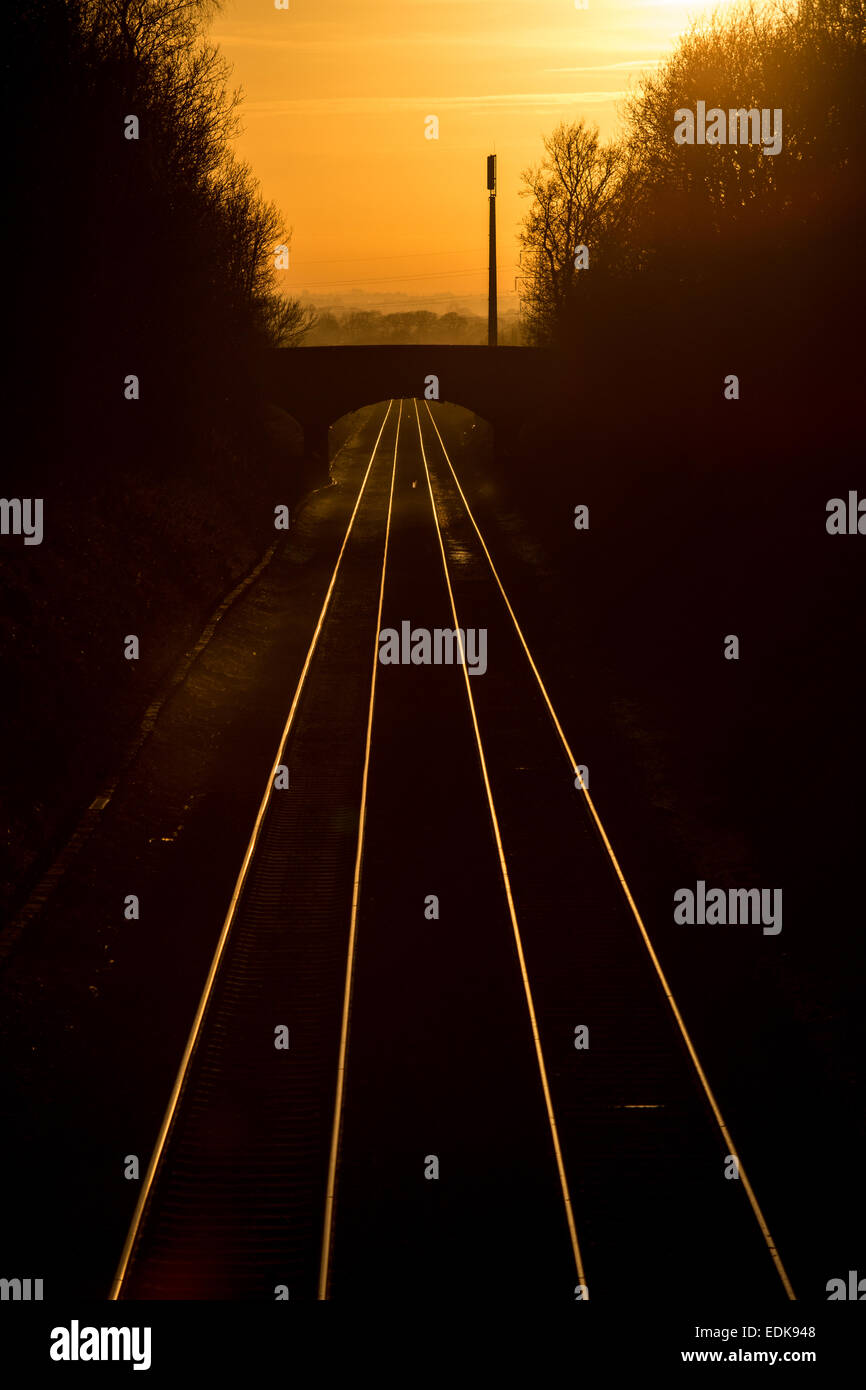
xmin=262 ymin=345 xmax=559 ymax=464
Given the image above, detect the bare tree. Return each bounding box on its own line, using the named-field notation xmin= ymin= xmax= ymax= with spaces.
xmin=259 ymin=295 xmax=319 ymax=347
xmin=518 ymin=120 xmax=636 ymax=343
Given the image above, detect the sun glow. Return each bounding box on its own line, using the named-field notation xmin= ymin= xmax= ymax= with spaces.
xmin=209 ymin=0 xmax=745 ymax=302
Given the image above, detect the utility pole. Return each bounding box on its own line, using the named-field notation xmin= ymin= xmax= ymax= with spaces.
xmin=487 ymin=154 xmax=497 ymax=347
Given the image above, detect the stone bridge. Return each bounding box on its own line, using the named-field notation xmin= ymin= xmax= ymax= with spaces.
xmin=261 ymin=345 xmax=558 ymax=463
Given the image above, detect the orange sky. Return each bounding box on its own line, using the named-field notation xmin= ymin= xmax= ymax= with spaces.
xmin=209 ymin=0 xmax=731 ymax=311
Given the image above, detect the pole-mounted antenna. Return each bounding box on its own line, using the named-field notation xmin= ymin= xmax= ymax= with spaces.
xmin=487 ymin=154 xmax=497 ymax=347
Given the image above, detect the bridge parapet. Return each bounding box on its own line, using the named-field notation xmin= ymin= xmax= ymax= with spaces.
xmin=261 ymin=345 xmax=558 ymax=464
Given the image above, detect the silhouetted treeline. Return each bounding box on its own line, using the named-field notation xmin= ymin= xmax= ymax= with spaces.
xmin=2 ymin=1 xmax=310 ymax=912
xmin=520 ymin=0 xmax=866 ymax=367
xmin=7 ymin=0 xmax=311 ymax=472
xmin=302 ymin=308 xmax=523 ymax=346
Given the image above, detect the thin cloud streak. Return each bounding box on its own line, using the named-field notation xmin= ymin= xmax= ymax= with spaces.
xmin=244 ymin=92 xmax=627 ymax=118
xmin=545 ymin=58 xmax=662 ymax=73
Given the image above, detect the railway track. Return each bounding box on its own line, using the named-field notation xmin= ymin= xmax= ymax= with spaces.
xmin=111 ymin=397 xmax=794 ymax=1302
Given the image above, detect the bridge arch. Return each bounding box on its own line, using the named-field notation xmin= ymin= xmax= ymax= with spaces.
xmin=260 ymin=345 xmax=554 ymax=469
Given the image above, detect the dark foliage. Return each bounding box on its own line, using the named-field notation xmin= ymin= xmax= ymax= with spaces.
xmin=520 ymin=0 xmax=866 ymax=369
xmin=1 ymin=1 xmax=313 ymax=910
